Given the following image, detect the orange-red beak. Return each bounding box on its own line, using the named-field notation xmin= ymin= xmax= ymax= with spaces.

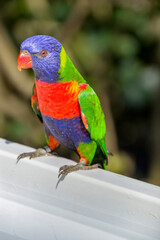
xmin=17 ymin=52 xmax=32 ymax=71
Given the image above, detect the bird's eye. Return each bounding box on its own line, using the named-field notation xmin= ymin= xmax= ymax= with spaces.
xmin=41 ymin=50 xmax=47 ymax=57
xmin=23 ymin=50 xmax=29 ymax=55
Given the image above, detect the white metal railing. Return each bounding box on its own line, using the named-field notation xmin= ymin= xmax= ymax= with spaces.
xmin=0 ymin=138 xmax=160 ymax=240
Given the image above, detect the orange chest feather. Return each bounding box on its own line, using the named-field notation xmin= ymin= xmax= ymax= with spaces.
xmin=35 ymin=79 xmax=81 ymax=119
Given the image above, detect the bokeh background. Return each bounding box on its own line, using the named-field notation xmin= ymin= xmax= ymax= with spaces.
xmin=0 ymin=0 xmax=160 ymax=185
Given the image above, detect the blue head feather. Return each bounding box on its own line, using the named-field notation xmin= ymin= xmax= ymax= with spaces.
xmin=20 ymin=35 xmax=62 ymax=83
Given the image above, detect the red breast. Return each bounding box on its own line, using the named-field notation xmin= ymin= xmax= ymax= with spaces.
xmin=35 ymin=79 xmax=81 ymax=119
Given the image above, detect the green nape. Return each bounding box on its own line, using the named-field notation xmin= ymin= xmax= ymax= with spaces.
xmin=58 ymin=46 xmax=86 ymax=84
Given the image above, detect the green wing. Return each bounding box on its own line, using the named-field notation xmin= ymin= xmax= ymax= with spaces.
xmin=78 ymin=84 xmax=108 ymax=163
xmin=31 ymin=84 xmax=43 ymax=123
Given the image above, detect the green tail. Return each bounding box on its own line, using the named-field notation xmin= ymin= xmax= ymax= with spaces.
xmin=92 ymin=139 xmax=108 ymax=170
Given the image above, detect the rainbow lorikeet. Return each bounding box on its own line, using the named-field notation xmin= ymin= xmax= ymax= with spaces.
xmin=17 ymin=35 xmax=110 ymax=177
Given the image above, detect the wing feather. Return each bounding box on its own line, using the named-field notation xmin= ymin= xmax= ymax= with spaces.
xmin=78 ymin=84 xmax=106 ymax=141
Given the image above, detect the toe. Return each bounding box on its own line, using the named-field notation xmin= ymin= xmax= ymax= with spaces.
xmin=59 ymin=165 xmax=69 ymax=172
xmin=58 ymin=165 xmax=74 ymax=178
xmin=17 ymin=153 xmax=27 ymax=160
xmin=16 ymin=152 xmax=30 ymax=164
xmin=58 ymin=170 xmax=66 ymax=178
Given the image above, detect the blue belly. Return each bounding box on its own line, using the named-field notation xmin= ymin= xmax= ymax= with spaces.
xmin=43 ymin=115 xmax=91 ymax=149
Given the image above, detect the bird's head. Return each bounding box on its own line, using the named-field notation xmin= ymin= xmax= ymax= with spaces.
xmin=17 ymin=35 xmax=62 ymax=82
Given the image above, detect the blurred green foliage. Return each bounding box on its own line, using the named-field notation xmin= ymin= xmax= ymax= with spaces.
xmin=0 ymin=0 xmax=160 ymax=185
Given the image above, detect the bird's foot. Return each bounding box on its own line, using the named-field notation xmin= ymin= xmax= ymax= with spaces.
xmin=17 ymin=147 xmax=57 ymax=164
xmin=58 ymin=161 xmax=101 ymax=178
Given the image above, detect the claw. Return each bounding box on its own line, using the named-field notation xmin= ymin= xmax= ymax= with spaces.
xmin=58 ymin=162 xmax=101 ymax=178
xmin=16 ymin=152 xmax=32 ymax=164
xmin=58 ymin=171 xmax=64 ymax=178
xmin=58 ymin=165 xmax=73 ymax=173
xmin=16 ymin=147 xmax=56 ymax=164
xmin=58 ymin=165 xmax=74 ymax=178
xmin=59 ymin=165 xmax=68 ymax=172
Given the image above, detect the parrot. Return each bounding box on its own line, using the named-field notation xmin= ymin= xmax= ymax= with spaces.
xmin=17 ymin=35 xmax=111 ymax=177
